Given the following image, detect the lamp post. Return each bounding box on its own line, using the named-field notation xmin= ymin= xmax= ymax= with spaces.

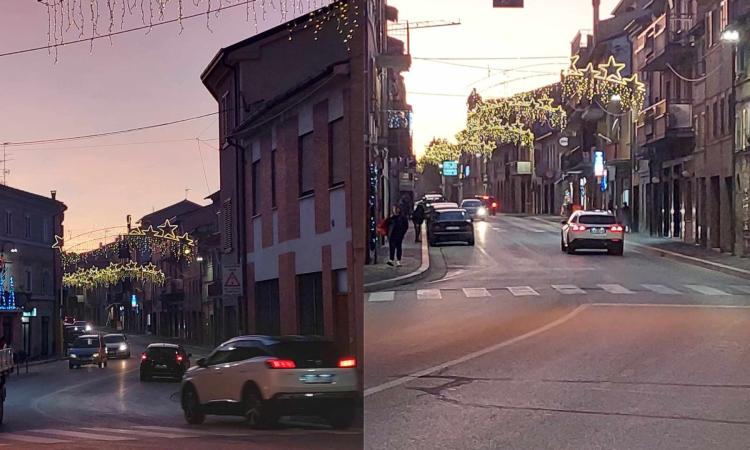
xmin=722 ymin=28 xmax=741 ymax=254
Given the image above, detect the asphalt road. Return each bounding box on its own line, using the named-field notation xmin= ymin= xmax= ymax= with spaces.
xmin=365 ymin=215 xmax=750 ymax=449
xmin=2 ymin=334 xmax=362 ymax=449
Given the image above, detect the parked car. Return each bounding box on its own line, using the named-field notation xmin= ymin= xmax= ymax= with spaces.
xmin=427 ymin=209 xmax=475 ymax=246
xmin=68 ymin=335 xmax=108 ymax=369
xmin=425 ymin=202 xmax=459 ymax=223
xmin=140 ymin=343 xmax=190 ymax=381
xmin=180 ymin=335 xmax=358 ymax=429
xmin=103 ymin=334 xmax=131 ymax=359
xmin=460 ymin=199 xmax=488 ymax=220
xmin=561 ymin=210 xmax=624 ymax=255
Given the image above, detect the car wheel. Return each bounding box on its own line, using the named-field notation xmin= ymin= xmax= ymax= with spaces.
xmin=566 ymin=243 xmax=576 ymax=254
xmin=68 ymin=363 xmax=75 ymax=369
xmin=609 ymin=243 xmax=624 ymax=256
xmin=182 ymin=386 xmax=205 ymax=425
xmin=326 ymin=407 xmax=355 ymax=430
xmin=561 ymin=236 xmax=566 ymax=252
xmin=243 ymin=385 xmax=277 ymax=429
xmin=467 ymin=238 xmax=475 ymax=246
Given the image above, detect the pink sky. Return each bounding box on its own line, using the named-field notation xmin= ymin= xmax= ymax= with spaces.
xmin=0 ymin=0 xmax=617 ymax=237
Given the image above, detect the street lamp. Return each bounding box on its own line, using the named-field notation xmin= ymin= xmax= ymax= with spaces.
xmin=722 ymin=29 xmax=741 ymax=44
xmin=722 ymin=27 xmax=741 ymax=253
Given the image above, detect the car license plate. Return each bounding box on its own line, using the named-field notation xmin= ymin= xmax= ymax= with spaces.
xmin=299 ymin=373 xmax=336 ymax=384
xmin=446 ymin=226 xmax=460 ymax=231
xmin=590 ymin=228 xmax=606 ymax=234
xmin=156 ymin=364 xmax=167 ymax=369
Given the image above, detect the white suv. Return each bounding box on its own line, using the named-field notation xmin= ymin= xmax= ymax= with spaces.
xmin=180 ymin=335 xmax=359 ymax=429
xmin=561 ymin=210 xmax=625 ymax=255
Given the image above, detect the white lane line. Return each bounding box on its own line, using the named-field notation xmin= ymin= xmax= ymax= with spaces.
xmin=417 ymin=289 xmax=442 ymax=300
xmin=34 ymin=429 xmax=135 ymax=441
xmin=133 ymin=426 xmax=252 ymax=437
xmin=364 ymin=304 xmax=589 ymax=397
xmin=508 ymin=286 xmax=539 ymax=296
xmin=551 ymin=284 xmax=586 ymax=295
xmin=592 ymin=303 xmax=750 ymax=309
xmin=0 ymin=433 xmax=71 ymax=444
xmin=463 ymin=288 xmax=491 ymax=298
xmin=642 ymin=284 xmax=681 ymax=295
xmin=730 ymin=285 xmax=750 ymax=294
xmin=368 ymin=291 xmax=395 ymax=302
xmin=83 ymin=427 xmax=201 ymax=439
xmin=598 ymin=284 xmax=635 ymax=294
xmin=685 ymin=285 xmax=731 ymax=296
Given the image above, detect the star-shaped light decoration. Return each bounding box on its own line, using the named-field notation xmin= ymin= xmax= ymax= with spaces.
xmin=178 ymin=233 xmax=195 ymax=247
xmin=129 ymin=227 xmax=146 ymax=236
xmin=596 ymin=55 xmax=626 ymax=83
xmin=157 ymin=220 xmax=179 ymax=240
xmin=52 ymin=235 xmax=64 ymax=250
xmin=567 ymin=55 xmax=582 ymax=76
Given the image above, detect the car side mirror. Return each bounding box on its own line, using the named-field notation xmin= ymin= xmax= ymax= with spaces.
xmin=196 ymin=358 xmax=206 ymax=367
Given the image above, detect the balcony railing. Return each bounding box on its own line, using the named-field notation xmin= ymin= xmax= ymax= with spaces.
xmin=635 ymin=12 xmax=695 ymax=71
xmin=636 ymin=99 xmax=693 ymax=147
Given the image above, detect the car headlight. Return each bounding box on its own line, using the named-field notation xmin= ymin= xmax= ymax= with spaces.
xmin=477 ymin=207 xmax=487 ymax=216
xmin=85 ymin=325 xmax=92 ymax=331
xmin=92 ymin=353 xmax=100 ymax=358
xmin=70 ymin=353 xmax=77 ymax=358
xmin=119 ymin=344 xmax=128 ymax=351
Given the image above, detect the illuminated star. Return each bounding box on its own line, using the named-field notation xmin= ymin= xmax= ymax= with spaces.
xmin=157 ymin=220 xmax=179 ymax=240
xmin=129 ymin=227 xmax=146 ymax=236
xmin=567 ymin=55 xmax=582 ymax=76
xmin=178 ymin=233 xmax=195 ymax=247
xmin=596 ymin=55 xmax=626 ymax=82
xmin=52 ymin=235 xmax=64 ymax=250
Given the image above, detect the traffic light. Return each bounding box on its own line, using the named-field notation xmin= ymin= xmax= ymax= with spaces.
xmin=493 ymin=0 xmax=524 ymax=7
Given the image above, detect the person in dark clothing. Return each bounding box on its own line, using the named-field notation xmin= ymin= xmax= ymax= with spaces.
xmin=412 ymin=202 xmax=425 ymax=243
xmin=384 ymin=206 xmax=409 ymax=266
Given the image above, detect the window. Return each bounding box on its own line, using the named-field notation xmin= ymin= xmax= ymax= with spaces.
xmin=43 ymin=219 xmax=50 ymax=243
xmin=25 ymin=270 xmax=32 ymax=292
xmin=297 ymin=272 xmax=324 ymax=335
xmin=251 ymin=160 xmax=260 ymax=216
xmin=720 ymin=98 xmax=726 ymax=136
xmin=42 ymin=272 xmax=49 ymax=295
xmin=221 ymin=199 xmax=233 ymax=252
xmin=5 ymin=211 xmax=11 ymax=235
xmin=220 ymin=92 xmax=229 ymax=143
xmin=271 ymin=150 xmax=277 ymax=208
xmin=713 ymin=102 xmax=719 ymax=138
xmin=329 ymin=118 xmax=346 ymax=186
xmin=299 ymin=132 xmax=315 ymax=196
xmin=205 ymin=343 xmax=234 ymax=366
xmin=24 ymin=216 xmax=31 ymax=239
xmin=255 ymin=279 xmax=281 ymax=335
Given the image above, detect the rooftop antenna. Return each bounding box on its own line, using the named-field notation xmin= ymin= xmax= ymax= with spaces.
xmin=185 ymin=188 xmax=191 ymax=200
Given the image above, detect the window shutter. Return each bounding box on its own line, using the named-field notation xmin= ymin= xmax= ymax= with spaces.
xmin=222 ymin=199 xmax=233 ymax=252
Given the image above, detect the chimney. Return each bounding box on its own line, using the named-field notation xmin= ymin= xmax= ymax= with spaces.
xmin=593 ymin=0 xmax=601 ymax=47
xmin=50 ymin=190 xmax=56 ymax=200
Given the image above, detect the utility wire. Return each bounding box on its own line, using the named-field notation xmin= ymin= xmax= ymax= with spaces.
xmin=0 ymin=0 xmax=258 ymax=58
xmin=6 ymin=137 xmax=218 ymax=152
xmin=2 ymin=112 xmax=219 ymax=146
xmin=415 ymin=56 xmax=569 ymax=61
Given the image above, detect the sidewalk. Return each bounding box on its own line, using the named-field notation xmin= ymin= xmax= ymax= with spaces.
xmin=364 ymin=227 xmax=429 ymax=292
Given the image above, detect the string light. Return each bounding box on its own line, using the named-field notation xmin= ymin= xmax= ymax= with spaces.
xmin=63 ymin=262 xmax=167 ymax=289
xmin=562 ymin=55 xmax=645 ymax=112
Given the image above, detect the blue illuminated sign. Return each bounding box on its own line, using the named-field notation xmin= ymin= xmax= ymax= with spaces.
xmin=593 ymin=151 xmax=605 ymax=177
xmin=131 ymin=294 xmax=137 ymax=308
xmin=443 ymin=161 xmax=459 ymax=177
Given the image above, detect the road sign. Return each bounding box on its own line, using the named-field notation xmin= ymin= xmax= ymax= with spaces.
xmin=493 ymin=0 xmax=524 ymax=7
xmin=559 ymin=136 xmax=569 ymax=147
xmin=443 ymin=161 xmax=458 ymax=177
xmin=223 ymin=264 xmax=243 ymax=296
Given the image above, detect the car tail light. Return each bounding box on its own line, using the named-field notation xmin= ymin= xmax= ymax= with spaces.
xmin=572 ymin=225 xmax=587 ymax=231
xmin=141 ymin=353 xmax=148 ymax=361
xmin=266 ymin=359 xmax=296 ymax=369
xmin=611 ymin=225 xmax=624 ymax=232
xmin=176 ymin=354 xmax=183 ymax=363
xmin=338 ymin=357 xmax=357 ymax=368
xmin=491 ymin=202 xmax=497 ymax=208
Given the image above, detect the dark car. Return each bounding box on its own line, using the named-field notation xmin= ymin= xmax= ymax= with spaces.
xmin=140 ymin=343 xmax=191 ymax=382
xmin=427 ymin=209 xmax=475 ymax=246
xmin=69 ymin=335 xmax=107 ymax=369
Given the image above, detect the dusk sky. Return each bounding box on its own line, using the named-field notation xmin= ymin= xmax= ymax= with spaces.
xmin=0 ymin=0 xmax=616 ymax=238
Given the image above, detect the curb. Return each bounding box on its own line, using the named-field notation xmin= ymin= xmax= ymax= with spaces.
xmin=364 ymin=228 xmax=430 ymax=292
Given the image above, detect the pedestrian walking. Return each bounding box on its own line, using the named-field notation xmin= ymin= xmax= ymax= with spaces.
xmin=620 ymin=202 xmax=631 ymax=232
xmin=412 ymin=202 xmax=425 ymax=243
xmin=384 ymin=206 xmax=409 ymax=267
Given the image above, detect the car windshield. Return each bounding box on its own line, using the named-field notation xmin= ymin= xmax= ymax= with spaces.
xmin=104 ymin=335 xmax=125 ymax=344
xmin=578 ymin=215 xmax=617 ymax=225
xmin=72 ymin=337 xmax=99 ymax=348
xmin=269 ymin=341 xmax=340 ymax=368
xmin=436 ymin=211 xmax=469 ymax=222
xmin=461 ymin=200 xmax=482 ymax=207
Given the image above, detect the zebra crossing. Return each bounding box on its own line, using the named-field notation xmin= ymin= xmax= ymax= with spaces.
xmin=368 ymin=283 xmax=750 ymax=302
xmin=0 ymin=425 xmax=357 ymax=446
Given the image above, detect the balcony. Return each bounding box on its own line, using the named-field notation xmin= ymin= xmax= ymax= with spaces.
xmin=509 ymin=161 xmax=533 ymax=176
xmin=635 ymin=13 xmax=695 ymax=72
xmin=163 ymin=278 xmax=184 ymax=295
xmin=636 ymin=99 xmax=694 ymax=151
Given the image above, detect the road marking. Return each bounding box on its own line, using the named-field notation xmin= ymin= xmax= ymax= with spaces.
xmin=83 ymin=427 xmax=201 ymax=439
xmin=34 ymin=429 xmax=135 ymax=441
xmin=642 ymin=284 xmax=681 ymax=295
xmin=598 ymin=284 xmax=635 ymax=294
xmin=592 ymin=303 xmax=750 ymax=309
xmin=364 ymin=304 xmax=589 ymax=397
xmin=552 ymin=284 xmax=586 ymax=295
xmin=368 ymin=291 xmax=395 ymax=302
xmin=507 ymin=286 xmax=539 ymax=296
xmin=0 ymin=433 xmax=71 ymax=444
xmin=730 ymin=285 xmax=750 ymax=294
xmin=417 ymin=289 xmax=442 ymax=300
xmin=463 ymin=288 xmax=491 ymax=298
xmin=133 ymin=426 xmax=252 ymax=437
xmin=685 ymin=285 xmax=730 ymax=296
